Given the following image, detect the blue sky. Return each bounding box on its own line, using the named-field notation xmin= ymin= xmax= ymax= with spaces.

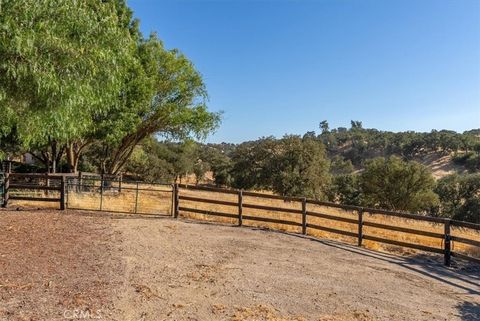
xmin=128 ymin=0 xmax=480 ymax=143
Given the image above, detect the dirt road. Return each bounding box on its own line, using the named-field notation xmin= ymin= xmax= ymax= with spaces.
xmin=0 ymin=210 xmax=478 ymax=320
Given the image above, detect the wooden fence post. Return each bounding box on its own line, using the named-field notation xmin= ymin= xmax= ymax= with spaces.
xmin=302 ymin=198 xmax=307 ymax=235
xmin=2 ymin=172 xmax=9 ymax=208
xmin=173 ymin=183 xmax=179 ymax=218
xmin=60 ymin=175 xmax=66 ymax=210
xmin=238 ymin=189 xmax=243 ymax=226
xmin=170 ymin=184 xmax=175 ymax=217
xmin=77 ymin=171 xmax=82 ymax=192
xmin=99 ymin=175 xmax=104 ymax=211
xmin=134 ymin=181 xmax=139 ymax=214
xmin=358 ymin=208 xmax=364 ymax=246
xmin=444 ymin=219 xmax=451 ymax=267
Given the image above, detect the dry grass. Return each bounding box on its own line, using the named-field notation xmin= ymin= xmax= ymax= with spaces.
xmin=66 ymin=182 xmax=173 ymax=215
xmin=8 ymin=184 xmax=480 ymax=259
xmin=8 ymin=182 xmax=173 ymax=215
xmin=177 ymin=188 xmax=480 ymax=259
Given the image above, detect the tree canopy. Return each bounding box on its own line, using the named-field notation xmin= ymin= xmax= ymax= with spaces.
xmin=0 ymin=0 xmax=134 ymax=147
xmin=0 ymin=0 xmax=220 ymax=173
xmin=435 ymin=173 xmax=480 ymax=223
xmin=359 ymin=156 xmax=439 ymax=212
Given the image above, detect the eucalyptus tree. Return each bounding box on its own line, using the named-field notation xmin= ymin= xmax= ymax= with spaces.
xmin=0 ymin=0 xmax=135 ymax=172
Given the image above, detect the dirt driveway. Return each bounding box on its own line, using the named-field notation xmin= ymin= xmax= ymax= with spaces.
xmin=0 ymin=209 xmax=479 ymax=321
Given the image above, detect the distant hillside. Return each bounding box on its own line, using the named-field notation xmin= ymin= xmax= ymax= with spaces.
xmin=205 ymin=122 xmax=480 ymax=178
xmin=416 ymin=154 xmax=466 ymax=179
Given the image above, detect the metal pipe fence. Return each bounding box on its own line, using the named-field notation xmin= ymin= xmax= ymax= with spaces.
xmin=66 ymin=178 xmax=173 ymax=216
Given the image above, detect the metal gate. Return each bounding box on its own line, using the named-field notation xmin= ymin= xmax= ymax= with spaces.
xmin=66 ymin=177 xmax=173 ymax=215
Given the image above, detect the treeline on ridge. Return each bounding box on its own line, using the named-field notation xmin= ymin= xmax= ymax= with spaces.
xmin=107 ymin=121 xmax=478 ymax=223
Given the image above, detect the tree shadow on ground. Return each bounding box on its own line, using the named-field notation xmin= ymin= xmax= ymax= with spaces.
xmin=283 ymin=233 xmax=480 ymax=321
xmin=457 ymin=302 xmax=480 ymax=321
xmin=292 ymin=235 xmax=480 ymax=295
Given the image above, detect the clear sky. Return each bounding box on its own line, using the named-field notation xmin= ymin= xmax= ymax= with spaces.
xmin=128 ymin=0 xmax=480 ymax=143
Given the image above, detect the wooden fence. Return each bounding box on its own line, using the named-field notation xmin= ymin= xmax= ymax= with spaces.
xmin=173 ymin=184 xmax=480 ymax=267
xmin=1 ymin=173 xmax=66 ymax=210
xmin=0 ymin=172 xmax=4 ymax=207
xmin=0 ymin=172 xmax=123 ymax=210
xmin=2 ymin=173 xmax=479 ymax=267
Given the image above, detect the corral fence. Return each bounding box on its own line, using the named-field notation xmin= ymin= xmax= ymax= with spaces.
xmin=1 ymin=173 xmax=479 ymax=267
xmin=173 ymin=184 xmax=480 ymax=267
xmin=1 ymin=173 xmax=66 ymax=209
xmin=66 ymin=176 xmax=173 ymax=215
xmin=0 ymin=172 xmax=4 ymax=207
xmin=0 ymin=172 xmax=121 ymax=211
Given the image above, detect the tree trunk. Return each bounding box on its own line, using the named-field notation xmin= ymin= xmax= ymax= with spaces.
xmin=65 ymin=141 xmax=90 ymax=173
xmin=51 ymin=141 xmax=57 ymax=173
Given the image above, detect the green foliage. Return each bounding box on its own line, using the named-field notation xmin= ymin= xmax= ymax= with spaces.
xmin=230 ymin=137 xmax=278 ymax=190
xmin=0 ymin=0 xmax=134 ymax=147
xmin=193 ymin=160 xmax=210 ymax=184
xmin=168 ymin=140 xmax=199 ymax=182
xmin=0 ymin=1 xmax=219 ymax=174
xmin=199 ymin=146 xmax=233 ymax=186
xmin=98 ymin=33 xmax=220 ymax=174
xmin=434 ymin=173 xmax=480 ymax=223
xmin=123 ymin=145 xmax=175 ymax=183
xmin=228 ymin=136 xmax=331 ymax=199
xmin=330 ymin=155 xmax=354 ymax=175
xmin=0 ymin=127 xmax=23 ymax=160
xmin=319 ymin=120 xmax=329 ymax=134
xmin=318 ymin=121 xmax=480 ymax=167
xmin=359 ymin=156 xmax=439 ymax=212
xmin=329 ymin=174 xmax=361 ymax=205
xmin=452 ymin=152 xmax=480 ymax=172
xmin=123 ymin=139 xmax=210 ymax=183
xmin=270 ymin=135 xmax=330 ymax=199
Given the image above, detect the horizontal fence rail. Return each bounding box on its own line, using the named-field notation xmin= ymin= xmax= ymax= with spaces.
xmin=0 ymin=173 xmax=4 ymax=207
xmin=66 ymin=177 xmax=173 ymax=216
xmin=2 ymin=175 xmax=479 ymax=267
xmin=2 ymin=173 xmax=66 ymax=209
xmin=175 ymin=184 xmax=480 ymax=267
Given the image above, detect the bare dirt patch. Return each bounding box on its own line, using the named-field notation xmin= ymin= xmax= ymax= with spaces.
xmin=113 ymin=215 xmax=479 ymax=321
xmin=0 ymin=209 xmax=123 ymax=321
xmin=0 ymin=209 xmax=479 ymax=321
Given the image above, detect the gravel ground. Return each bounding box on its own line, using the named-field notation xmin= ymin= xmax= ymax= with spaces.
xmin=0 ymin=209 xmax=479 ymax=321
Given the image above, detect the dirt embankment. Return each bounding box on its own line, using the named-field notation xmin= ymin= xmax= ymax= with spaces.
xmin=0 ymin=209 xmax=479 ymax=321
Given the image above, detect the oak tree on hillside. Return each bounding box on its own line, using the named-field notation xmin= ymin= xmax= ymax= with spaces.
xmin=435 ymin=173 xmax=480 ymax=223
xmin=359 ymin=156 xmax=439 ymax=212
xmin=271 ymin=135 xmax=331 ymax=200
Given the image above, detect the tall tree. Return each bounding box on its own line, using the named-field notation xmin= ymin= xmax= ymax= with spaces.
xmin=319 ymin=120 xmax=329 ymax=134
xmin=0 ymin=0 xmax=134 ymax=172
xmin=230 ymin=137 xmax=279 ymax=190
xmin=97 ymin=34 xmax=220 ymax=175
xmin=270 ymin=135 xmax=331 ymax=199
